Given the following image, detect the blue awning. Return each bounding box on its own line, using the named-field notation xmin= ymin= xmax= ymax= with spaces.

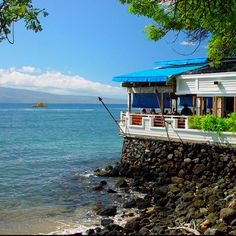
xmin=154 ymin=58 xmax=207 ymax=67
xmin=133 ymin=93 xmax=171 ymax=108
xmin=113 ymin=64 xmax=206 ymax=83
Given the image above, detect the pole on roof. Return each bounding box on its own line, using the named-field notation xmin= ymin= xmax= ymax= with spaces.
xmin=98 ymin=97 xmax=125 ymax=136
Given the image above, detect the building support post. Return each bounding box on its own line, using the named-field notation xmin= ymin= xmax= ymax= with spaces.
xmin=161 ymin=93 xmax=164 ymax=114
xmin=234 ymin=97 xmax=236 ymax=113
xmin=213 ymin=96 xmax=217 ymax=116
xmin=128 ymin=92 xmax=131 ymax=113
xmin=192 ymin=95 xmax=196 ymax=115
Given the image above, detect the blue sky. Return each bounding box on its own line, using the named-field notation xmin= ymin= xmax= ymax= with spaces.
xmin=0 ymin=0 xmax=208 ymax=98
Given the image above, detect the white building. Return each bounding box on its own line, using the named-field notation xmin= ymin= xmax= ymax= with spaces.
xmin=113 ymin=58 xmax=236 ymax=145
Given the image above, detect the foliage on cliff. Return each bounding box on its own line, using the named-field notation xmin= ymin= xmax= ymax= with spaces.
xmin=188 ymin=113 xmax=236 ymax=135
xmin=0 ymin=0 xmax=48 ymax=43
xmin=119 ymin=0 xmax=236 ymax=65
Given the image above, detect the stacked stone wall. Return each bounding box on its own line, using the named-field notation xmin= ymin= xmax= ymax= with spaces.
xmin=120 ymin=137 xmax=236 ymax=184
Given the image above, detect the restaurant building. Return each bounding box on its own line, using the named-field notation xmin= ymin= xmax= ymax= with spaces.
xmin=113 ymin=58 xmax=236 ymax=145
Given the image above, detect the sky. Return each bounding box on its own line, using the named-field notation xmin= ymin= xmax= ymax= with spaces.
xmin=0 ymin=0 xmax=208 ymax=99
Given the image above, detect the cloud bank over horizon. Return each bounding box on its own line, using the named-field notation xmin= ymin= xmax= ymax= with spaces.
xmin=0 ymin=67 xmax=126 ymax=99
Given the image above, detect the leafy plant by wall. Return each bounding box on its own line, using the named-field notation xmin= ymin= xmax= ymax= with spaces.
xmin=188 ymin=113 xmax=236 ymax=136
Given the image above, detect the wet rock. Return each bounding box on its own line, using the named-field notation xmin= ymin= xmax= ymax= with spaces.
xmin=124 ymin=217 xmax=141 ymax=233
xmin=138 ymin=226 xmax=150 ymax=235
xmin=107 ymin=188 xmax=117 ymax=193
xmin=92 ymin=184 xmax=104 ymax=191
xmin=86 ymin=229 xmax=94 ymax=235
xmin=123 ymin=199 xmax=136 ymax=208
xmin=95 ymin=169 xmax=111 ymax=177
xmin=136 ymin=198 xmax=151 ymax=209
xmin=106 ymin=223 xmax=124 ymax=232
xmin=220 ymin=208 xmax=236 ymax=223
xmin=100 ymin=180 xmax=107 ymax=186
xmin=115 ymin=179 xmax=128 ymax=188
xmin=101 ymin=218 xmax=114 ymax=226
xmin=98 ymin=206 xmax=117 ymax=217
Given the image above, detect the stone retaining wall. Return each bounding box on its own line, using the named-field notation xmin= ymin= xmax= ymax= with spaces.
xmin=120 ymin=137 xmax=236 ymax=184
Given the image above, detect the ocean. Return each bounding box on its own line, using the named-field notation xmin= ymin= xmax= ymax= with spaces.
xmin=0 ymin=103 xmax=126 ymax=235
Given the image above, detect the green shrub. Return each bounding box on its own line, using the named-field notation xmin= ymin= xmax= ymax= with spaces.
xmin=188 ymin=113 xmax=236 ymax=136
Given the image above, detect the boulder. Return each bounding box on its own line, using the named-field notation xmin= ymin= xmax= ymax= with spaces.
xmin=124 ymin=217 xmax=141 ymax=233
xmin=101 ymin=218 xmax=114 ymax=226
xmin=193 ymin=164 xmax=206 ymax=175
xmin=107 ymin=188 xmax=117 ymax=193
xmin=98 ymin=206 xmax=117 ymax=217
xmin=220 ymin=208 xmax=236 ymax=223
xmin=115 ymin=179 xmax=128 ymax=188
xmin=92 ymin=184 xmax=103 ymax=191
xmin=171 ymin=176 xmax=185 ymax=184
xmin=123 ymin=199 xmax=137 ymax=208
xmin=138 ymin=227 xmax=150 ymax=235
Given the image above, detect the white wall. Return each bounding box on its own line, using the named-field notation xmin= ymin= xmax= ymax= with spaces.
xmin=176 ymin=72 xmax=236 ymax=96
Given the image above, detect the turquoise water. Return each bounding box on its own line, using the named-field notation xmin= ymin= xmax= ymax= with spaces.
xmin=0 ymin=103 xmax=125 ymax=234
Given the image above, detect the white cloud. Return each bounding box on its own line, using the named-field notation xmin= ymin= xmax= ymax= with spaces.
xmin=20 ymin=66 xmax=39 ymax=73
xmin=0 ymin=68 xmax=126 ymax=99
xmin=180 ymin=41 xmax=196 ymax=46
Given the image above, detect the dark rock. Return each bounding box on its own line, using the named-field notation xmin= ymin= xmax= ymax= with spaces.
xmin=86 ymin=229 xmax=94 ymax=235
xmin=171 ymin=176 xmax=185 ymax=184
xmin=220 ymin=208 xmax=236 ymax=223
xmin=115 ymin=179 xmax=128 ymax=188
xmin=106 ymin=224 xmax=124 ymax=232
xmin=107 ymin=188 xmax=117 ymax=193
xmin=124 ymin=217 xmax=141 ymax=233
xmin=193 ymin=164 xmax=206 ymax=175
xmin=100 ymin=180 xmax=107 ymax=186
xmin=101 ymin=218 xmax=114 ymax=226
xmin=123 ymin=199 xmax=137 ymax=208
xmin=98 ymin=206 xmax=117 ymax=217
xmin=138 ymin=226 xmax=150 ymax=235
xmin=136 ymin=198 xmax=151 ymax=209
xmin=204 ymin=228 xmax=218 ymax=235
xmin=95 ymin=169 xmax=111 ymax=177
xmin=92 ymin=184 xmax=103 ymax=191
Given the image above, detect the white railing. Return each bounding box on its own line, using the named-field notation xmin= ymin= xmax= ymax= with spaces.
xmin=119 ymin=112 xmax=236 ymax=145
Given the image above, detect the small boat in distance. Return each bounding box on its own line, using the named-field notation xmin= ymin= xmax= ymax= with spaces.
xmin=32 ymin=103 xmax=48 ymax=108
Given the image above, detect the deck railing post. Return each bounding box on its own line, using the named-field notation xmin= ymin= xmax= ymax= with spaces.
xmin=185 ymin=117 xmax=189 ymax=129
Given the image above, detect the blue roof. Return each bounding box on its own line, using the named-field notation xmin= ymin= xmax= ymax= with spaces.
xmin=154 ymin=58 xmax=207 ymax=67
xmin=113 ymin=64 xmax=206 ymax=83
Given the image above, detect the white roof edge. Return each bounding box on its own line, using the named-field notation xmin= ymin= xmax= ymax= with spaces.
xmin=176 ymin=71 xmax=236 ymax=79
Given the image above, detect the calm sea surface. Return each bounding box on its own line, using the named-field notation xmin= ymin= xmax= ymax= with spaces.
xmin=0 ymin=103 xmax=126 ymax=234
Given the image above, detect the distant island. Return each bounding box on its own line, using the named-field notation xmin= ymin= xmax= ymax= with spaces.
xmin=0 ymin=87 xmax=125 ymax=104
xmin=32 ymin=102 xmax=48 ymax=108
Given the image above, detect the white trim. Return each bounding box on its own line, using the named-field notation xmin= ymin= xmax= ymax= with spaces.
xmin=177 ymin=72 xmax=236 ymax=80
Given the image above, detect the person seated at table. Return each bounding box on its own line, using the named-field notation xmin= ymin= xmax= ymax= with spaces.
xmin=171 ymin=108 xmax=179 ymax=115
xmin=141 ymin=108 xmax=147 ymax=114
xmin=150 ymin=108 xmax=157 ymax=114
xmin=181 ymin=104 xmax=193 ymax=116
xmin=164 ymin=110 xmax=170 ymax=115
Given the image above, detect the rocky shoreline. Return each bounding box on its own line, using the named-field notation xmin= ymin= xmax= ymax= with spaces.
xmin=74 ymin=137 xmax=236 ymax=235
